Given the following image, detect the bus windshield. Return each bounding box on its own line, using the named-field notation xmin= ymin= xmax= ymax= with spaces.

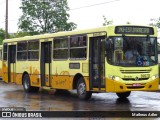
xmin=106 ymin=36 xmax=158 ymax=67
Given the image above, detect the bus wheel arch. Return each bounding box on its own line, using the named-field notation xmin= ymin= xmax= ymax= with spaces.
xmin=72 ymin=73 xmax=83 ymax=89
xmin=22 ymin=72 xmax=39 ymax=93
xmin=72 ymin=73 xmax=92 ymax=100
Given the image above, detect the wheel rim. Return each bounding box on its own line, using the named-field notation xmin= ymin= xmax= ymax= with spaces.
xmin=78 ymin=82 xmax=86 ymax=96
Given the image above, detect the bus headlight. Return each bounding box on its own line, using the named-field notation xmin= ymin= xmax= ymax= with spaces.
xmin=152 ymin=74 xmax=159 ymax=80
xmin=115 ymin=76 xmax=120 ymax=81
xmin=109 ymin=75 xmax=120 ymax=81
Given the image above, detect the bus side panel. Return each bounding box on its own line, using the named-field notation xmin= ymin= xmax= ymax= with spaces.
xmin=51 ymin=75 xmax=72 ymax=90
xmin=84 ymin=77 xmax=89 ymax=91
xmin=0 ymin=59 xmax=2 ymax=78
xmin=29 ymin=61 xmax=41 ymax=87
xmin=16 ymin=61 xmax=27 ymax=85
xmin=2 ymin=61 xmax=8 ymax=83
xmin=0 ymin=47 xmax=2 ymax=78
xmin=16 ymin=73 xmax=22 ymax=85
xmin=51 ymin=61 xmax=89 ymax=90
xmin=30 ymin=74 xmax=41 ymax=87
xmin=51 ymin=76 xmax=90 ymax=91
xmin=16 ymin=61 xmax=40 ymax=86
xmin=50 ymin=61 xmax=71 ymax=90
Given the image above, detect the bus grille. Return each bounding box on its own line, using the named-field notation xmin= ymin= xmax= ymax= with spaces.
xmin=122 ymin=78 xmax=149 ymax=81
xmin=120 ymin=70 xmax=150 ymax=74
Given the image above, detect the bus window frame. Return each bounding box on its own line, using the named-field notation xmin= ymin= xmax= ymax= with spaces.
xmin=3 ymin=43 xmax=7 ymax=61
xmin=28 ymin=40 xmax=40 ymax=61
xmin=17 ymin=41 xmax=28 ymax=61
xmin=53 ymin=37 xmax=69 ymax=60
xmin=69 ymin=35 xmax=87 ymax=60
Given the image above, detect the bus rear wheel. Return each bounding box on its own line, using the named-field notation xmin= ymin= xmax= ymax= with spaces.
xmin=116 ymin=91 xmax=131 ymax=99
xmin=23 ymin=74 xmax=39 ymax=93
xmin=77 ymin=78 xmax=92 ymax=100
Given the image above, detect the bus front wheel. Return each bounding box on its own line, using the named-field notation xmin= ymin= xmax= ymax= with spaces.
xmin=23 ymin=74 xmax=39 ymax=93
xmin=77 ymin=78 xmax=92 ymax=100
xmin=116 ymin=91 xmax=131 ymax=99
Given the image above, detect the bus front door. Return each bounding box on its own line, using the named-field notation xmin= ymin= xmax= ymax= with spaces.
xmin=41 ymin=42 xmax=52 ymax=87
xmin=89 ymin=36 xmax=105 ymax=90
xmin=8 ymin=45 xmax=16 ymax=83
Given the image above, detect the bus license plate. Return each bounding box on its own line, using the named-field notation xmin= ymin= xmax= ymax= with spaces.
xmin=141 ymin=74 xmax=150 ymax=78
xmin=133 ymin=83 xmax=141 ymax=86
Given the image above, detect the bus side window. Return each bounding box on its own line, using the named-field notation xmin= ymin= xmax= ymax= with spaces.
xmin=70 ymin=35 xmax=87 ymax=59
xmin=53 ymin=37 xmax=68 ymax=59
xmin=17 ymin=42 xmax=27 ymax=61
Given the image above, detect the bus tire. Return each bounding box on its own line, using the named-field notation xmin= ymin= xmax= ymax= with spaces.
xmin=116 ymin=91 xmax=131 ymax=98
xmin=77 ymin=78 xmax=92 ymax=100
xmin=23 ymin=74 xmax=39 ymax=93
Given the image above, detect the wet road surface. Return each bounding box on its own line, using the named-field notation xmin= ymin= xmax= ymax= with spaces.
xmin=0 ymin=81 xmax=160 ymax=119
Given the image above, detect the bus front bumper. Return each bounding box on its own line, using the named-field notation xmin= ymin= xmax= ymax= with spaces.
xmin=106 ymin=78 xmax=159 ymax=92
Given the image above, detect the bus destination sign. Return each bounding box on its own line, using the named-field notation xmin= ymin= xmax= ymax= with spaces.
xmin=115 ymin=26 xmax=154 ymax=35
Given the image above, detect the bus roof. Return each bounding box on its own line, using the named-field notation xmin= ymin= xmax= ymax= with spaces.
xmin=3 ymin=25 xmax=157 ymax=43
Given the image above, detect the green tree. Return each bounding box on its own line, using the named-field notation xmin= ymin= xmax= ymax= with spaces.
xmin=11 ymin=31 xmax=32 ymax=38
xmin=102 ymin=15 xmax=113 ymax=26
xmin=0 ymin=28 xmax=5 ymax=44
xmin=18 ymin=0 xmax=77 ymax=34
xmin=149 ymin=17 xmax=160 ymax=28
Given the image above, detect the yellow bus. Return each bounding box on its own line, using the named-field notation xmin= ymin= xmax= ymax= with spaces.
xmin=2 ymin=25 xmax=159 ymax=100
xmin=158 ymin=43 xmax=160 ymax=82
xmin=0 ymin=45 xmax=3 ymax=79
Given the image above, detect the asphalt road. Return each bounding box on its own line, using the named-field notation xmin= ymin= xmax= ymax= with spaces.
xmin=0 ymin=81 xmax=160 ymax=119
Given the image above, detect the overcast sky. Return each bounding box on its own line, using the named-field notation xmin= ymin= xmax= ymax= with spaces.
xmin=0 ymin=0 xmax=160 ymax=33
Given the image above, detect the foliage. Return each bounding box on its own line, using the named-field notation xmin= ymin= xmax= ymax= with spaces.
xmin=149 ymin=17 xmax=160 ymax=28
xmin=10 ymin=31 xmax=33 ymax=38
xmin=0 ymin=28 xmax=6 ymax=44
xmin=102 ymin=15 xmax=113 ymax=26
xmin=0 ymin=29 xmax=30 ymax=41
xmin=18 ymin=0 xmax=77 ymax=34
